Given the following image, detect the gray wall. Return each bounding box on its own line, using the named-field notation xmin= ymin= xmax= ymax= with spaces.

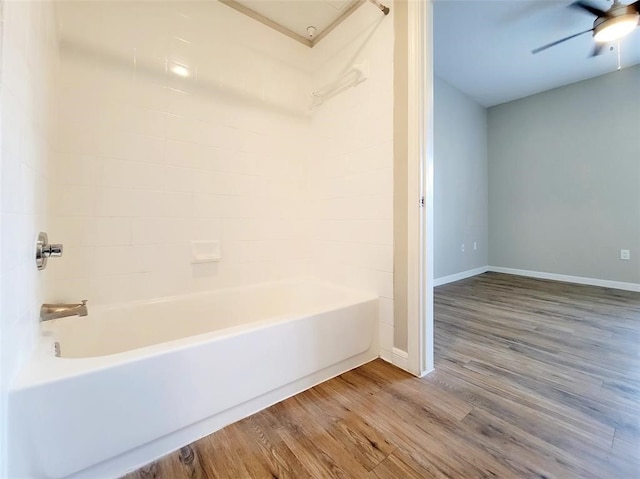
xmin=434 ymin=76 xmax=489 ymax=279
xmin=488 ymin=66 xmax=640 ymax=284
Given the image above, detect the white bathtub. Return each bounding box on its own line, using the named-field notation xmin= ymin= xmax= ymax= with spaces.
xmin=8 ymin=279 xmax=378 ymax=479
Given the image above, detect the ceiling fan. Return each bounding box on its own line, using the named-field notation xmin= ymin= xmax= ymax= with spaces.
xmin=532 ymin=0 xmax=640 ymax=56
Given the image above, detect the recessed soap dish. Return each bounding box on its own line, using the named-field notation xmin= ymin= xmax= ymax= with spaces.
xmin=191 ymin=240 xmax=221 ymax=264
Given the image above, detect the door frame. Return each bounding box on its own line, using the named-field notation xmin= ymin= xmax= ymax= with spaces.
xmin=406 ymin=0 xmax=434 ymax=377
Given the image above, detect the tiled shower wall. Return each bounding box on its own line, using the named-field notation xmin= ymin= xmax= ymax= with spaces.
xmin=46 ymin=1 xmax=313 ymax=305
xmin=0 ymin=0 xmax=58 ymax=472
xmin=309 ymin=7 xmax=395 ymax=360
xmin=45 ymin=1 xmax=396 ymax=353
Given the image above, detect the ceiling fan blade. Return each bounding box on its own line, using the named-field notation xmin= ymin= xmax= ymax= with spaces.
xmin=590 ymin=43 xmax=604 ymax=56
xmin=531 ymin=29 xmax=593 ymax=54
xmin=570 ymin=1 xmax=609 ymax=17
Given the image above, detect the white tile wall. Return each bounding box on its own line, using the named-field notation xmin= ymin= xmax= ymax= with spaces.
xmin=46 ymin=0 xmax=396 ymax=353
xmin=46 ymin=1 xmax=313 ymax=305
xmin=0 ymin=0 xmax=58 ymax=474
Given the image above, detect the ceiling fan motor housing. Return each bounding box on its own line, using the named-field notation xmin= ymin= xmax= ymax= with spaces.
xmin=592 ymin=4 xmax=640 ymax=42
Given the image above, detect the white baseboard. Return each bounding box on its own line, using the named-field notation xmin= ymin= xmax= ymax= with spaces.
xmin=379 ymin=348 xmax=410 ymax=374
xmin=418 ymin=367 xmax=435 ymax=378
xmin=391 ymin=348 xmax=409 ymax=371
xmin=434 ymin=266 xmax=489 ymax=286
xmin=379 ymin=349 xmax=392 ymax=363
xmin=432 ymin=264 xmax=640 ymax=292
xmin=488 ymin=266 xmax=640 ymax=292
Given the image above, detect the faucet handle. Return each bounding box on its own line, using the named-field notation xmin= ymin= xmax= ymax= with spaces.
xmin=43 ymin=244 xmax=63 ymax=257
xmin=36 ymin=232 xmax=64 ymax=270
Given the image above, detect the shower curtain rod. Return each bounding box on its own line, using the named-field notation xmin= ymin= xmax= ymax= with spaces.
xmin=220 ymin=0 xmax=390 ymax=49
xmin=369 ymin=0 xmax=390 ymax=16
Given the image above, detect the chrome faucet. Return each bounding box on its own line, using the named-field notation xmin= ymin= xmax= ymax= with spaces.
xmin=40 ymin=300 xmax=88 ymax=322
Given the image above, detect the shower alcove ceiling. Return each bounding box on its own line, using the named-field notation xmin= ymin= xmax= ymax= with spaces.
xmin=220 ymin=0 xmax=381 ymax=46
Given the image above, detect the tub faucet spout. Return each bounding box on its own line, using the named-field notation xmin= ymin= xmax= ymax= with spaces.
xmin=40 ymin=300 xmax=88 ymax=321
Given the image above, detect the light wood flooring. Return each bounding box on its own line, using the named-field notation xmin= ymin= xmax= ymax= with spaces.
xmin=124 ymin=272 xmax=640 ymax=478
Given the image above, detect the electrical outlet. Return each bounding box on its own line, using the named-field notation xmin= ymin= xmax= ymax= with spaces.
xmin=473 ymin=242 xmax=477 ymax=251
xmin=620 ymin=249 xmax=630 ymax=260
xmin=461 ymin=243 xmax=465 ymax=253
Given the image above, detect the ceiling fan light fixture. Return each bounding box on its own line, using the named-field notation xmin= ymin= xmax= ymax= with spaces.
xmin=593 ymin=14 xmax=639 ymax=43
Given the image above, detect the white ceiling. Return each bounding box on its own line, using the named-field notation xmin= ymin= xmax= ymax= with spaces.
xmin=235 ymin=0 xmax=357 ymax=40
xmin=434 ymin=0 xmax=640 ymax=107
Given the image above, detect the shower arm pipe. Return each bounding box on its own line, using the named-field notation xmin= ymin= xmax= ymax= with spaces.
xmin=369 ymin=0 xmax=390 ymax=15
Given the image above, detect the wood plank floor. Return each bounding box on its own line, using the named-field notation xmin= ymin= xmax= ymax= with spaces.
xmin=123 ymin=273 xmax=640 ymax=478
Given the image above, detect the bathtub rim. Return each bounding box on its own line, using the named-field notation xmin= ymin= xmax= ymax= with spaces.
xmin=67 ymin=277 xmax=373 ymax=317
